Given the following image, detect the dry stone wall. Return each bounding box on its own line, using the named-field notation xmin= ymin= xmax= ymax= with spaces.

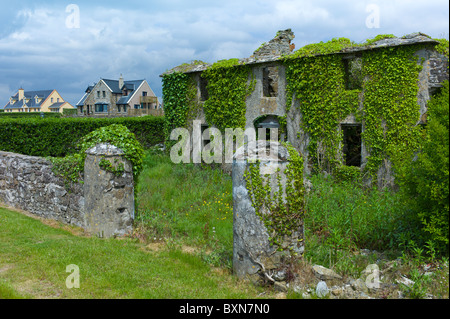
xmin=0 ymin=143 xmax=134 ymax=238
xmin=0 ymin=151 xmax=84 ymax=226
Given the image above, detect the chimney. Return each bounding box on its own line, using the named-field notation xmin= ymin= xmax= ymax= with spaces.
xmin=18 ymin=88 xmax=24 ymax=101
xmin=119 ymin=74 xmax=124 ymax=90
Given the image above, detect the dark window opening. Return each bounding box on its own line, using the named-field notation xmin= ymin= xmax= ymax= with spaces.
xmin=343 ymin=57 xmax=363 ymax=90
xmin=342 ymin=124 xmax=362 ymax=167
xmin=201 ymin=124 xmax=210 ymax=149
xmin=262 ymin=66 xmax=278 ymax=97
xmin=199 ymin=76 xmax=209 ymax=101
xmin=254 ymin=115 xmax=286 ymax=142
xmin=429 ymin=86 xmax=442 ymax=98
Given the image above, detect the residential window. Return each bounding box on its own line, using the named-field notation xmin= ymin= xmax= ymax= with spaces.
xmin=142 ymin=91 xmax=147 ymax=96
xmin=95 ymin=104 xmax=108 ymax=113
xmin=102 ymin=91 xmax=106 ymax=98
xmin=51 ymin=97 xmax=54 ymax=103
xmin=97 ymin=91 xmax=100 ymax=98
xmin=341 ymin=124 xmax=362 ymax=167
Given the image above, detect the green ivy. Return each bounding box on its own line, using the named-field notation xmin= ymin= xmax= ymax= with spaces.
xmin=284 ymin=47 xmax=361 ymax=171
xmin=162 ymin=72 xmax=190 ymax=142
xmin=361 ymin=46 xmax=423 ymax=179
xmin=78 ymin=124 xmax=144 ymax=180
xmin=285 ymin=37 xmax=359 ymax=59
xmin=363 ymin=34 xmax=396 ymax=45
xmin=433 ymin=38 xmax=449 ymax=58
xmin=244 ymin=143 xmax=305 ymax=253
xmin=283 ymin=36 xmax=446 ymax=182
xmin=202 ymin=58 xmax=255 ymax=132
xmin=49 ymin=124 xmax=144 ymax=186
xmin=99 ymin=158 xmax=125 ymax=177
xmin=48 ymin=153 xmax=84 ymax=185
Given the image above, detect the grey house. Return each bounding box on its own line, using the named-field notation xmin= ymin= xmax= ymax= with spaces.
xmin=76 ymin=75 xmax=162 ymax=117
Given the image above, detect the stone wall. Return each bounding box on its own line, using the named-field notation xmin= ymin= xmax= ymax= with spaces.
xmin=0 ymin=151 xmax=85 ymax=226
xmin=0 ymin=143 xmax=134 ymax=237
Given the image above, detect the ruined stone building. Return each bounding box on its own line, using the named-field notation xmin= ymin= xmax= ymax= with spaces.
xmin=161 ymin=29 xmax=449 ymax=187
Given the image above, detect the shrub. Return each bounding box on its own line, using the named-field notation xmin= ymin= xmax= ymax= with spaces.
xmin=397 ymin=80 xmax=449 ymax=254
xmin=0 ymin=112 xmax=61 ymax=118
xmin=333 ymin=165 xmax=362 ymax=183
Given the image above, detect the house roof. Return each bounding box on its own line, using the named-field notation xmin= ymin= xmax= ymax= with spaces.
xmin=48 ymin=102 xmax=66 ymax=109
xmin=4 ymin=89 xmax=54 ymax=109
xmin=78 ymin=78 xmax=147 ymax=106
xmin=116 ymin=96 xmax=131 ymax=105
xmin=161 ymin=32 xmax=440 ymax=76
xmin=101 ymin=79 xmax=145 ymax=93
xmin=102 ymin=79 xmax=123 ymax=93
xmin=76 ymin=92 xmax=88 ymax=107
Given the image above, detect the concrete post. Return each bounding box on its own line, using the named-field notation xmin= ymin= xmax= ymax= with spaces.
xmin=83 ymin=143 xmax=134 ymax=238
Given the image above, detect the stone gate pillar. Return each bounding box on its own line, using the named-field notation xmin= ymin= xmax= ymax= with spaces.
xmin=232 ymin=141 xmax=304 ymax=281
xmin=83 ymin=143 xmax=134 ymax=238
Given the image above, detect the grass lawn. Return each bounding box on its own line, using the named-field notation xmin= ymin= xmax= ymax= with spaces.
xmin=0 ymin=206 xmax=267 ymax=299
xmin=1 ymin=148 xmax=448 ymax=299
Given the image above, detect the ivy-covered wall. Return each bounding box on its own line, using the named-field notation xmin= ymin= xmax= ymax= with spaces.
xmin=161 ymin=31 xmax=449 ymax=187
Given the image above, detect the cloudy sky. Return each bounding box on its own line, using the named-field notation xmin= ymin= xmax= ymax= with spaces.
xmin=0 ymin=0 xmax=448 ymax=106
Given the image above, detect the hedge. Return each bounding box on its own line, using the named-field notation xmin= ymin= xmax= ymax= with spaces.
xmin=0 ymin=116 xmax=165 ymax=157
xmin=0 ymin=112 xmax=62 ymax=118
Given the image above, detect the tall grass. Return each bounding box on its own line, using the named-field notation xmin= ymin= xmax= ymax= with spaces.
xmin=135 ymin=149 xmax=234 ymax=266
xmin=304 ymin=173 xmax=423 ymax=274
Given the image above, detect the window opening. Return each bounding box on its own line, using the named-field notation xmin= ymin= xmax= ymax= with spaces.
xmin=254 ymin=115 xmax=286 ymax=142
xmin=342 ymin=124 xmax=362 ymax=167
xmin=343 ymin=57 xmax=363 ymax=90
xmin=262 ymin=66 xmax=278 ymax=97
xmin=199 ymin=76 xmax=209 ymax=101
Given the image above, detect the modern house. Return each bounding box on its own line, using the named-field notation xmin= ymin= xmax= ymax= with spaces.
xmin=3 ymin=88 xmax=75 ymax=113
xmin=161 ymin=29 xmax=449 ymax=187
xmin=76 ymin=75 xmax=162 ymax=117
